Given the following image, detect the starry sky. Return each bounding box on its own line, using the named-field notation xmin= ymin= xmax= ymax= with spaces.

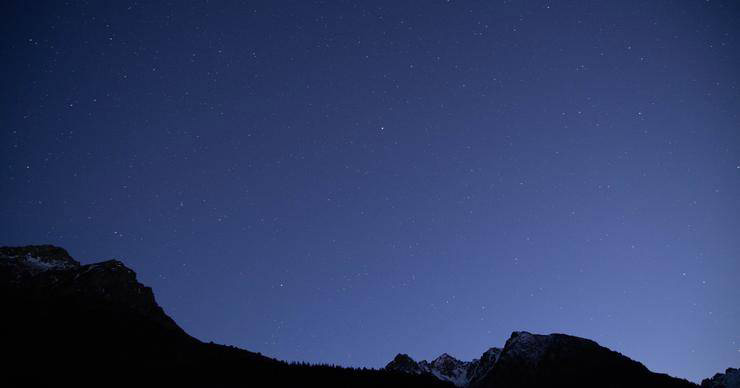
xmin=2 ymin=0 xmax=739 ymax=383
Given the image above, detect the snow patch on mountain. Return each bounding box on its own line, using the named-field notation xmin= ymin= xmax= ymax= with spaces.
xmin=386 ymin=347 xmax=502 ymax=387
xmin=1 ymin=245 xmax=80 ymax=274
xmin=21 ymin=254 xmax=76 ymax=270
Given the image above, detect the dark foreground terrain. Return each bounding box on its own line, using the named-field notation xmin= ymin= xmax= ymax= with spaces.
xmin=0 ymin=245 xmax=724 ymax=387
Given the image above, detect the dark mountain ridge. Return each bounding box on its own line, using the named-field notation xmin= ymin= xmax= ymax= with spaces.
xmin=702 ymin=368 xmax=740 ymax=388
xmin=474 ymin=331 xmax=697 ymax=388
xmin=1 ymin=245 xmax=449 ymax=387
xmin=386 ymin=331 xmax=700 ymax=388
xmin=1 ymin=245 xmax=732 ymax=387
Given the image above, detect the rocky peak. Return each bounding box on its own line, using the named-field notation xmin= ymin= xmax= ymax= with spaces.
xmin=430 ymin=353 xmax=469 ymax=385
xmin=1 ymin=244 xmax=181 ymax=333
xmin=387 ymin=353 xmax=423 ymax=374
xmin=701 ymin=367 xmax=740 ymax=388
xmin=432 ymin=353 xmax=463 ymax=369
xmin=0 ymin=245 xmax=80 ymax=274
xmin=498 ymin=331 xmax=557 ymax=366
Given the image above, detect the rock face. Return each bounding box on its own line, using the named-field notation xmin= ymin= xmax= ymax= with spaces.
xmin=702 ymin=368 xmax=740 ymax=388
xmin=467 ymin=347 xmax=502 ymax=383
xmin=387 ymin=331 xmax=698 ymax=388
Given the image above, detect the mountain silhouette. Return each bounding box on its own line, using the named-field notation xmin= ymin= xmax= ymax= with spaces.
xmin=1 ymin=245 xmax=450 ymax=387
xmin=1 ymin=245 xmax=731 ymax=387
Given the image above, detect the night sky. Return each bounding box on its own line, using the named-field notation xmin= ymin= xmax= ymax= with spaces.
xmin=2 ymin=0 xmax=739 ymax=383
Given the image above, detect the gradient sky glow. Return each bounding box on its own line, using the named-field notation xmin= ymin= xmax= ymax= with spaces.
xmin=2 ymin=1 xmax=739 ymax=383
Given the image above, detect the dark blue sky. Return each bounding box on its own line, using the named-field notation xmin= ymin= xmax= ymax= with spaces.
xmin=2 ymin=0 xmax=739 ymax=383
